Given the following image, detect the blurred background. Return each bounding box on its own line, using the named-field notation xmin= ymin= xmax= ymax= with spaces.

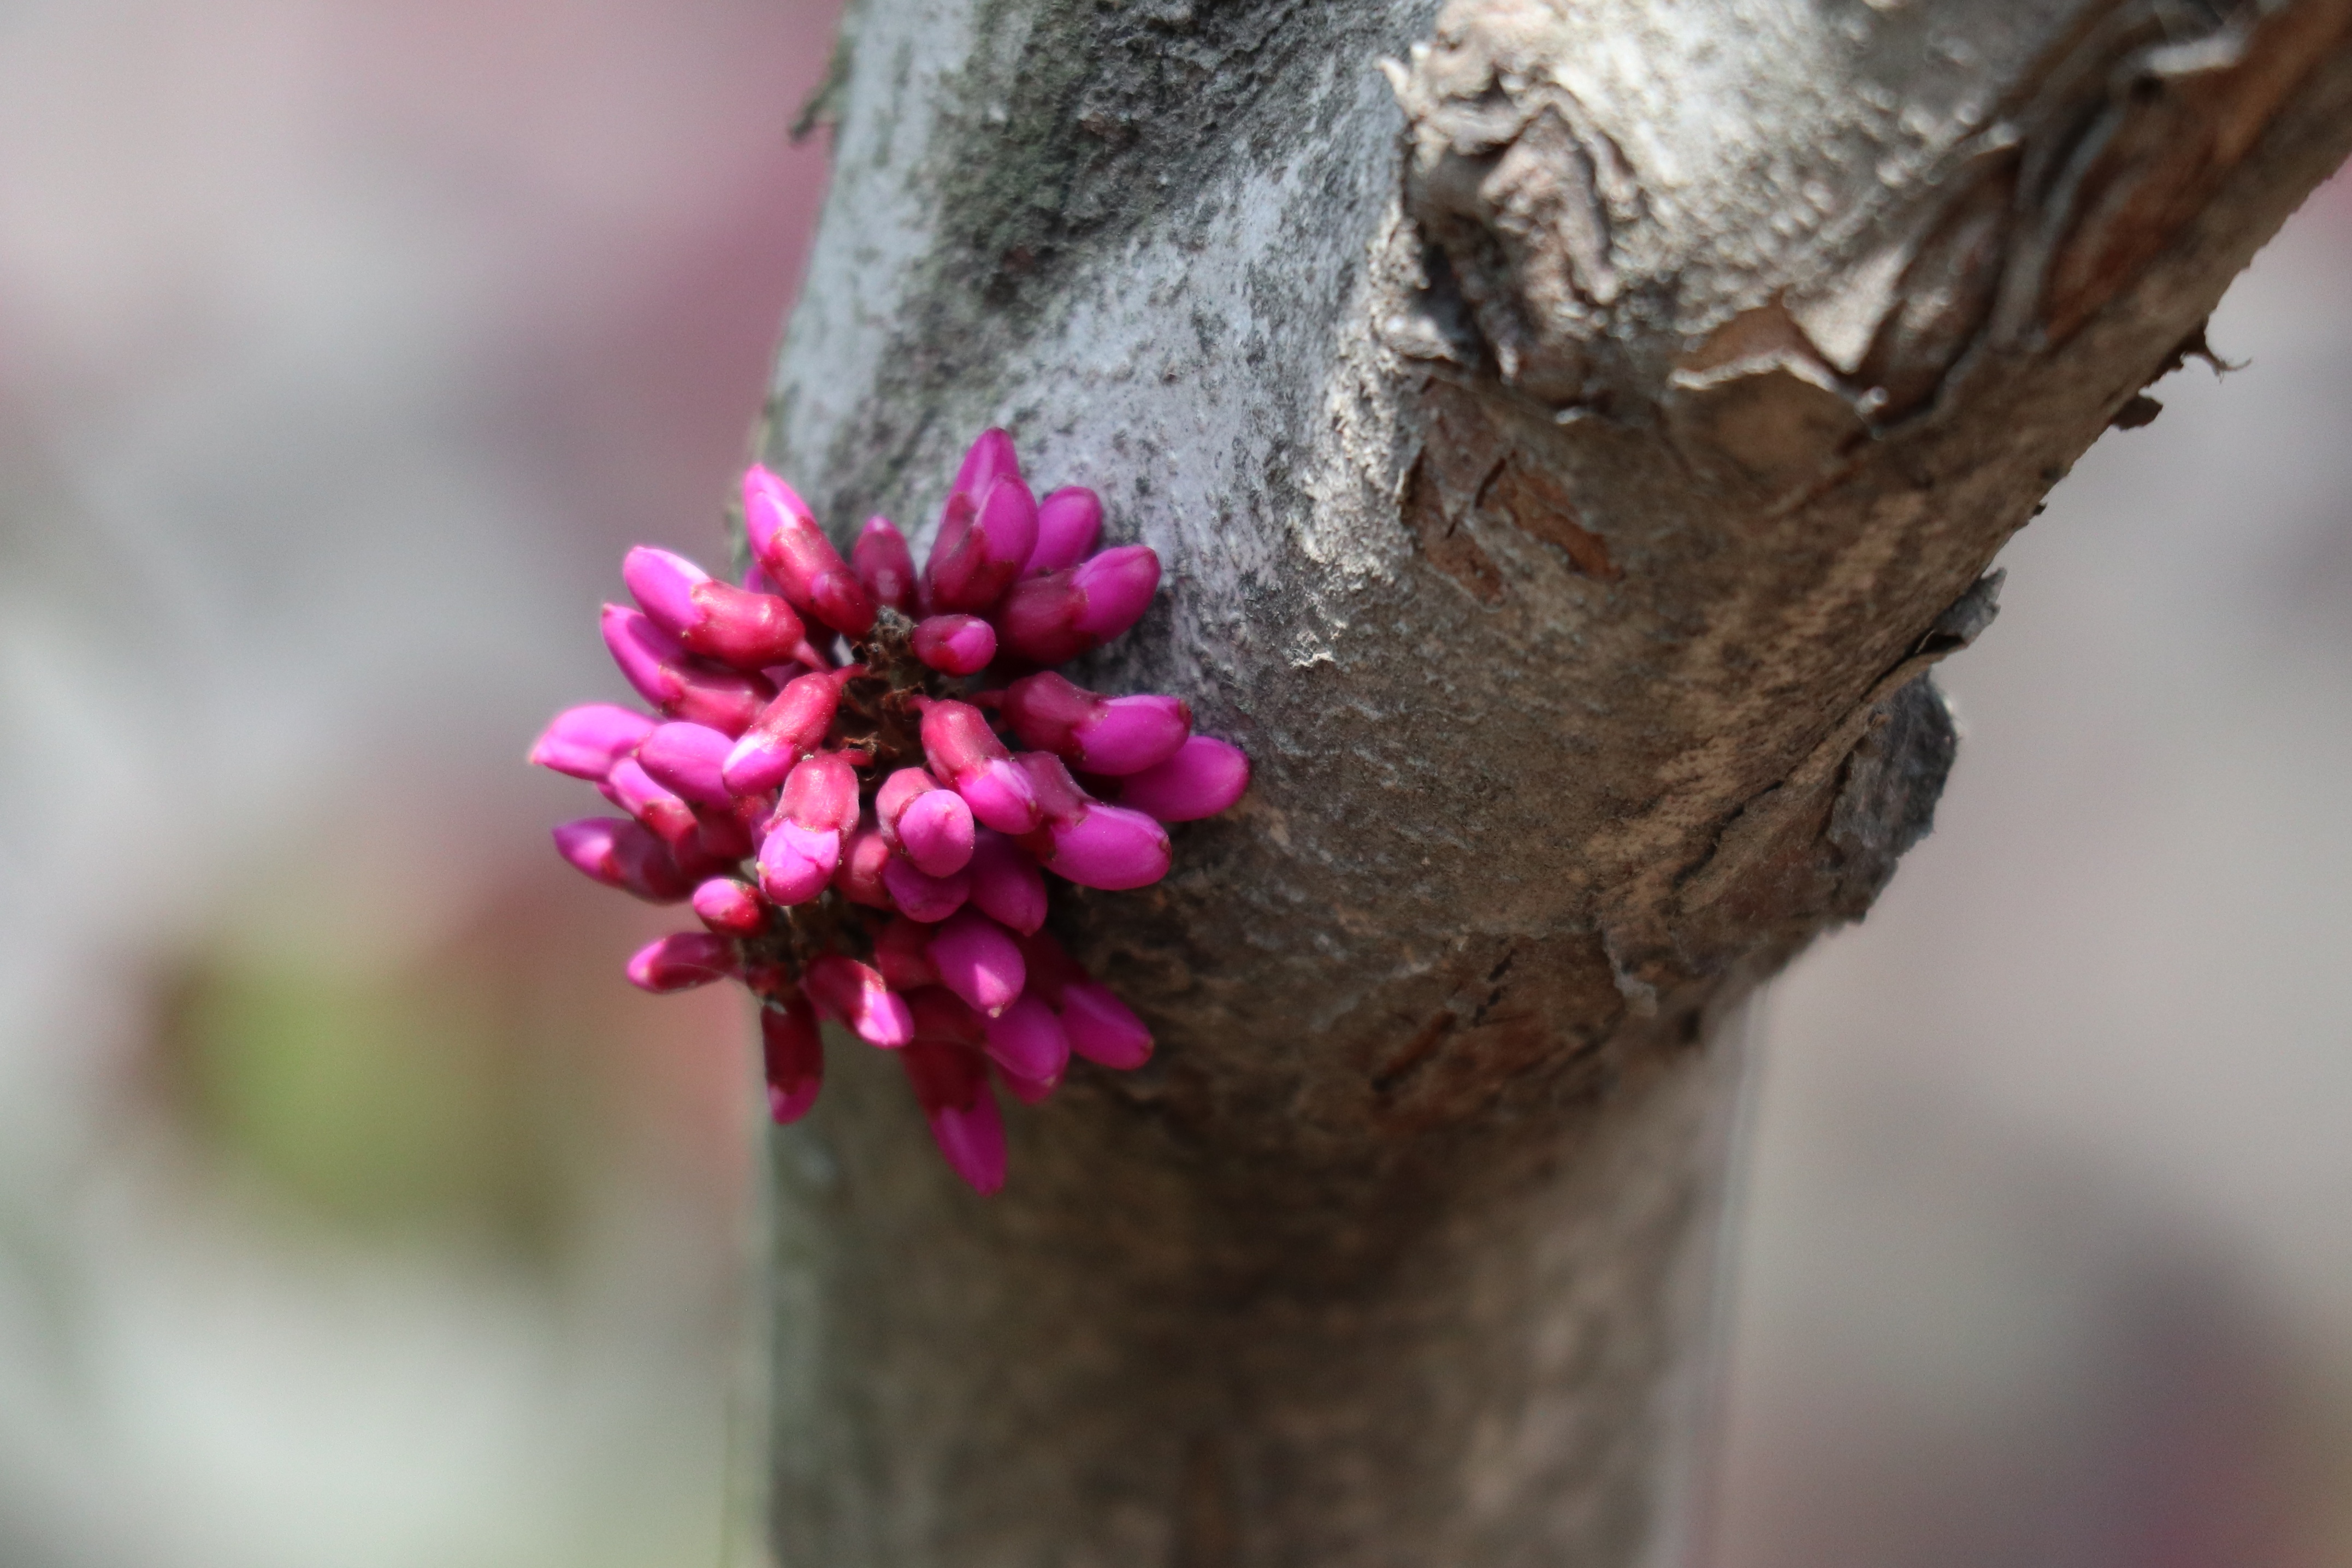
xmin=0 ymin=3 xmax=2345 ymax=1564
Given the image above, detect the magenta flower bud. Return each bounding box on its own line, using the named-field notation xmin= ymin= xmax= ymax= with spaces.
xmin=884 ymin=857 xmax=971 ymax=924
xmin=926 ymin=475 xmax=1039 ymax=612
xmin=897 ymin=789 xmax=976 ymax=877
xmin=906 ymin=987 xmax=985 ymax=1046
xmin=875 ymin=917 xmax=942 ymax=992
xmin=636 ymin=722 xmax=736 ymax=808
xmin=912 ymin=614 xmax=997 ymax=675
xmin=553 ymin=817 xmax=692 ymax=902
xmin=624 ymin=546 xmax=809 ymax=672
xmin=529 ymin=703 xmax=655 ymax=780
xmin=625 ymin=932 xmax=736 ymax=993
xmin=1025 ymin=486 xmax=1102 ymax=577
xmin=604 ymin=758 xmax=701 ymax=849
xmin=900 ymin=1041 xmax=1006 ymax=1194
xmin=742 ymin=464 xmax=877 ymax=636
xmin=954 ymin=760 xmax=1039 ymax=837
xmin=778 ymin=753 xmax=861 ymax=835
xmin=693 ymin=796 xmax=762 ymax=861
xmin=1118 ymin=735 xmax=1250 ymax=821
xmin=852 ymin=517 xmax=918 ymax=614
xmin=874 ymin=766 xmax=936 ymax=841
xmin=995 ymin=1060 xmax=1057 ymax=1106
xmin=982 ymin=995 xmax=1069 ymax=1088
xmin=761 ymin=998 xmax=824 ymax=1125
xmin=692 ymin=877 xmax=768 ymax=936
xmin=949 ymin=427 xmax=1019 ymax=500
xmin=804 ymin=955 xmax=914 ymax=1047
xmin=832 ymin=825 xmax=895 ymax=909
xmin=1060 ymin=982 xmax=1153 ymax=1069
xmin=723 ymin=670 xmax=845 ymax=795
xmin=920 ymin=700 xmax=1042 ymax=834
xmin=1042 ymin=802 xmax=1172 ymax=890
xmin=927 ymin=907 xmax=1026 ymax=1017
xmin=599 ymin=605 xmax=775 ymax=735
xmin=996 ymin=545 xmax=1159 ymax=665
xmin=1004 ymin=672 xmax=1191 ymax=776
xmin=758 ymin=821 xmax=840 ymax=906
xmin=967 ymin=829 xmax=1047 ymax=935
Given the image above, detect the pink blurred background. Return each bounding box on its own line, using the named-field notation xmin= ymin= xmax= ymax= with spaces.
xmin=0 ymin=3 xmax=2345 ymax=1563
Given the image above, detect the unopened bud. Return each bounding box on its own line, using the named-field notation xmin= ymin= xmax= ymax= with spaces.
xmin=600 ymin=605 xmax=774 ymax=734
xmin=553 ymin=817 xmax=692 ymax=902
xmin=803 ymin=954 xmax=914 ymax=1047
xmin=927 ymin=907 xmax=1026 ymax=1016
xmin=912 ymin=614 xmax=997 ymax=675
xmin=851 ymin=516 xmax=918 ymax=614
xmin=1025 ymin=486 xmax=1102 ymax=577
xmin=760 ymin=997 xmax=824 ymax=1124
xmin=625 ymin=931 xmax=736 ymax=993
xmin=1116 ymin=736 xmax=1250 ymax=821
xmin=742 ymin=465 xmax=877 ymax=636
xmin=529 ymin=704 xmax=654 ymax=780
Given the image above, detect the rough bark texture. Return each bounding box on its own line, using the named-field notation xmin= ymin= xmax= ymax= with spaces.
xmin=758 ymin=1 xmax=2352 ymax=1562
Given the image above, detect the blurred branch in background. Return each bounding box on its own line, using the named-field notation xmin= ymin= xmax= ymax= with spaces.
xmin=0 ymin=0 xmax=2347 ymax=1564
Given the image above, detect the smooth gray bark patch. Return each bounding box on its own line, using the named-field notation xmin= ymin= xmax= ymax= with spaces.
xmin=758 ymin=0 xmax=2352 ymax=1560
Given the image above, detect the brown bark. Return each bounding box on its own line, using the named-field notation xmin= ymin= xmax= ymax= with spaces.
xmin=755 ymin=0 xmax=2352 ymax=1561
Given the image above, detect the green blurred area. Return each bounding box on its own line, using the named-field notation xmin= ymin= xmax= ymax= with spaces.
xmin=159 ymin=944 xmax=599 ymax=1260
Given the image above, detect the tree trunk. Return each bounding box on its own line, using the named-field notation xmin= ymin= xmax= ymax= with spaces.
xmin=755 ymin=0 xmax=2352 ymax=1561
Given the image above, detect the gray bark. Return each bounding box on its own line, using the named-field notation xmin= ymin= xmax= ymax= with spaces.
xmin=756 ymin=0 xmax=2352 ymax=1562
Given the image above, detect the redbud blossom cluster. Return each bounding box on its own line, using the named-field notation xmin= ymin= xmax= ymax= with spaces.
xmin=530 ymin=431 xmax=1248 ymax=1193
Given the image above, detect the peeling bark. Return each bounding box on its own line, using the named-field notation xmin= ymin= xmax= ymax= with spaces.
xmin=757 ymin=0 xmax=2352 ymax=1561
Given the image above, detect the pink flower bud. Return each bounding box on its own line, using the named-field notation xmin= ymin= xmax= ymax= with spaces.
xmin=996 ymin=545 xmax=1160 ymax=665
xmin=1117 ymin=736 xmax=1250 ymax=821
xmin=778 ymin=753 xmax=861 ymax=834
xmin=897 ymin=789 xmax=976 ymax=877
xmin=693 ymin=796 xmax=764 ymax=861
xmin=873 ymin=766 xmax=935 ymax=839
xmin=874 ymin=918 xmax=942 ymax=992
xmin=982 ymin=994 xmax=1069 ymax=1088
xmin=927 ymin=907 xmax=1026 ymax=1016
xmin=1059 ymin=983 xmax=1153 ymax=1069
xmin=625 ymin=932 xmax=736 ymax=993
xmin=912 ymin=614 xmax=997 ymax=675
xmin=723 ymin=670 xmax=845 ymax=795
xmin=884 ymin=857 xmax=971 ymax=923
xmin=1041 ymin=802 xmax=1172 ymax=890
xmin=758 ymin=821 xmax=840 ymax=906
xmin=761 ymin=997 xmax=824 ymax=1124
xmin=832 ymin=825 xmax=895 ymax=908
xmin=900 ymin=1041 xmax=1005 ymax=1193
xmin=553 ymin=817 xmax=692 ymax=902
xmin=599 ymin=605 xmax=774 ymax=735
xmin=967 ymin=829 xmax=1047 ymax=935
xmin=851 ymin=517 xmax=918 ymax=614
xmin=905 ymin=986 xmax=984 ymax=1045
xmin=949 ymin=427 xmax=1019 ymax=501
xmin=529 ymin=703 xmax=654 ymax=780
xmin=804 ymin=954 xmax=914 ymax=1047
xmin=636 ymin=722 xmax=736 ymax=808
xmin=624 ymin=546 xmax=808 ymax=671
xmin=994 ymin=1060 xmax=1057 ymax=1106
xmin=920 ymin=700 xmax=1042 ymax=834
xmin=742 ymin=464 xmax=877 ymax=636
xmin=926 ymin=475 xmax=1038 ymax=612
xmin=691 ymin=877 xmax=768 ymax=935
xmin=604 ymin=758 xmax=701 ymax=850
xmin=1004 ymin=672 xmax=1190 ymax=775
xmin=1025 ymin=486 xmax=1102 ymax=576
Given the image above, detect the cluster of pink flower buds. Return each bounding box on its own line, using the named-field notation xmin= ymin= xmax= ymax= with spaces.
xmin=530 ymin=431 xmax=1248 ymax=1193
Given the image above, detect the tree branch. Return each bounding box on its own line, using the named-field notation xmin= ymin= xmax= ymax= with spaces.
xmin=758 ymin=0 xmax=2352 ymax=1560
